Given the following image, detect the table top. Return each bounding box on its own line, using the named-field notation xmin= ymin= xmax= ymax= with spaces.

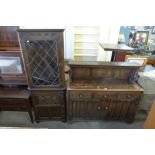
xmin=99 ymin=43 xmax=134 ymax=52
xmin=68 ymin=80 xmax=143 ymax=91
xmin=68 ymin=61 xmax=141 ymax=67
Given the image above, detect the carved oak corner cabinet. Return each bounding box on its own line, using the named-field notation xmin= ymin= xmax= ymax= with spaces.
xmin=66 ymin=61 xmax=144 ymax=123
xmin=17 ymin=29 xmax=66 ymax=122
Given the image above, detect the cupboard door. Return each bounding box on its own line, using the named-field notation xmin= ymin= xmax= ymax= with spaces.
xmin=104 ymin=101 xmax=130 ymax=120
xmin=67 ymin=100 xmax=107 ymax=120
xmin=103 ymin=92 xmax=142 ymax=120
xmin=31 ymin=91 xmax=65 ymax=121
xmin=34 ymin=105 xmax=64 ymax=120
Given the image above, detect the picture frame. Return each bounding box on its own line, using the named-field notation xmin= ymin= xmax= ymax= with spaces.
xmin=134 ymin=31 xmax=149 ymax=46
xmin=151 ymin=27 xmax=155 ymax=34
xmin=125 ymin=55 xmax=149 ymax=71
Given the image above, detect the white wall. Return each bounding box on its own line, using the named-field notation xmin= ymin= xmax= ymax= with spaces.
xmin=19 ymin=26 xmax=120 ymax=61
xmin=97 ymin=25 xmax=120 ymax=61
xmin=64 ymin=26 xmax=74 ymax=60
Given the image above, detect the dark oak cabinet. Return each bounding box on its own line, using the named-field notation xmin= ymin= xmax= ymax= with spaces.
xmin=17 ymin=29 xmax=66 ymax=122
xmin=67 ymin=61 xmax=143 ymax=122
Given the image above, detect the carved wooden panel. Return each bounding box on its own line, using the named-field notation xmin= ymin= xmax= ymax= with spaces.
xmin=68 ymin=100 xmax=107 ymax=120
xmin=67 ymin=91 xmax=142 ymax=122
xmin=31 ymin=90 xmax=65 ymax=121
xmin=68 ymin=61 xmax=140 ymax=83
xmin=32 ymin=92 xmax=64 ymax=105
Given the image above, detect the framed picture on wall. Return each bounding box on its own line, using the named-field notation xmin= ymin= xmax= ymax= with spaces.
xmin=151 ymin=27 xmax=155 ymax=34
xmin=125 ymin=55 xmax=149 ymax=71
xmin=134 ymin=31 xmax=149 ymax=46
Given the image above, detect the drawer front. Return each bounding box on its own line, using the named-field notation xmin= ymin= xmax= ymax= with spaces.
xmin=93 ymin=92 xmax=142 ymax=102
xmin=0 ymin=98 xmax=28 ymax=106
xmin=31 ymin=91 xmax=65 ymax=106
xmin=68 ymin=91 xmax=92 ymax=101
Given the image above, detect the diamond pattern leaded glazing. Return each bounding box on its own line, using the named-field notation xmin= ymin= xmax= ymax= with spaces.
xmin=24 ymin=40 xmax=60 ymax=86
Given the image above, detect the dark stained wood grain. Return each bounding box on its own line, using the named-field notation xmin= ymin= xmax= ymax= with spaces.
xmin=0 ymin=86 xmax=33 ymax=123
xmin=0 ymin=26 xmax=20 ymax=48
xmin=67 ymin=61 xmax=143 ymax=122
xmin=17 ymin=29 xmax=66 ymax=122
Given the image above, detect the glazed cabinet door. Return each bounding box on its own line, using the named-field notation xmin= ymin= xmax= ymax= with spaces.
xmin=17 ymin=29 xmax=65 ymax=88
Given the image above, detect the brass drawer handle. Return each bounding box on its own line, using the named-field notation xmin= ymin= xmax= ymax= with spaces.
xmin=128 ymin=95 xmax=131 ymax=98
xmin=79 ymin=94 xmax=83 ymax=98
xmin=104 ymin=95 xmax=107 ymax=98
xmin=97 ymin=106 xmax=101 ymax=110
xmin=105 ymin=106 xmax=108 ymax=110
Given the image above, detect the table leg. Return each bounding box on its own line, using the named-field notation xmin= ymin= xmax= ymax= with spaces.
xmin=111 ymin=51 xmax=117 ymax=61
xmin=28 ymin=109 xmax=34 ymax=123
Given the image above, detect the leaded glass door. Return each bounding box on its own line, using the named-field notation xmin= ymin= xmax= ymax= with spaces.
xmin=17 ymin=29 xmax=65 ymax=88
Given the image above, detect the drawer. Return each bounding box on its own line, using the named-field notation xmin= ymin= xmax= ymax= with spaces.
xmin=0 ymin=106 xmax=28 ymax=111
xmin=93 ymin=92 xmax=142 ymax=102
xmin=0 ymin=98 xmax=28 ymax=106
xmin=31 ymin=92 xmax=65 ymax=105
xmin=117 ymin=94 xmax=141 ymax=102
xmin=68 ymin=91 xmax=92 ymax=100
xmin=93 ymin=92 xmax=109 ymax=101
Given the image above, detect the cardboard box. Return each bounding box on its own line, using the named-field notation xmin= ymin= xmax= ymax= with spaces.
xmin=143 ymin=100 xmax=155 ymax=129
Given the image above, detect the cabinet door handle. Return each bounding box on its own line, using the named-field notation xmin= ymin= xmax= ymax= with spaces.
xmin=105 ymin=106 xmax=108 ymax=110
xmin=104 ymin=95 xmax=107 ymax=98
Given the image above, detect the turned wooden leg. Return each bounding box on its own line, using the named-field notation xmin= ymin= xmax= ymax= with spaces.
xmin=28 ymin=110 xmax=34 ymax=123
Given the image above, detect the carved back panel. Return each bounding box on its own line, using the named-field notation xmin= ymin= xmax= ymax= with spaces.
xmin=69 ymin=61 xmax=140 ymax=83
xmin=17 ymin=29 xmax=65 ymax=88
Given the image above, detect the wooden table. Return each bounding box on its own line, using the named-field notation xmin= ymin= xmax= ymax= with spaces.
xmin=99 ymin=43 xmax=134 ymax=61
xmin=0 ymin=87 xmax=33 ymax=123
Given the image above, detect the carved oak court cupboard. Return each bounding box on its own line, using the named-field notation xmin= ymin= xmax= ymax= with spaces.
xmin=67 ymin=61 xmax=144 ymax=123
xmin=17 ymin=29 xmax=66 ymax=122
